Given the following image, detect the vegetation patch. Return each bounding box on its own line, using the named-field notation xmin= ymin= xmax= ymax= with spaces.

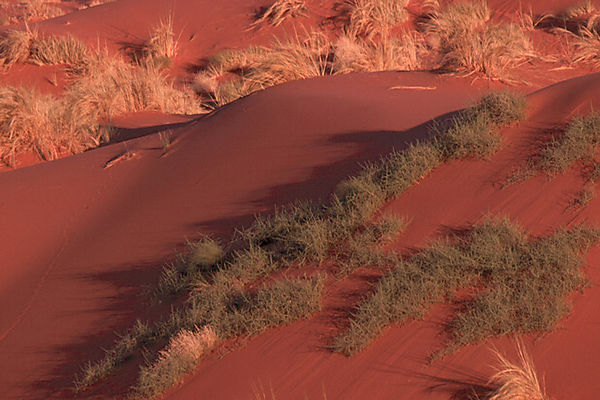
xmin=251 ymin=0 xmax=308 ymax=28
xmin=422 ymin=0 xmax=535 ymax=81
xmin=75 ymin=91 xmax=526 ymax=396
xmin=346 ymin=0 xmax=409 ymax=38
xmin=334 ymin=217 xmax=599 ymax=356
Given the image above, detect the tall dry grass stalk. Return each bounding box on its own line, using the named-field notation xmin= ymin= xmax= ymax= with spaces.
xmin=144 ymin=12 xmax=179 ymax=68
xmin=487 ymin=342 xmax=548 ymax=400
xmin=251 ymin=0 xmax=307 ymax=28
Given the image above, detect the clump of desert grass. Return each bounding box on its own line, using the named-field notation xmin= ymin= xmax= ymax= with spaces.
xmin=486 ymin=342 xmax=548 ymax=400
xmin=0 ymin=38 xmax=203 ymax=165
xmin=134 ymin=326 xmax=218 ymax=398
xmin=537 ymin=111 xmax=600 ymax=174
xmin=142 ymin=13 xmax=179 ymax=68
xmin=536 ymin=1 xmax=600 ymax=66
xmin=194 ymin=28 xmax=425 ymax=107
xmin=0 ymin=28 xmax=37 ymax=67
xmin=335 ymin=216 xmax=599 ymax=356
xmin=19 ymin=0 xmax=64 ymax=22
xmin=250 ymin=0 xmax=308 ymax=28
xmin=0 ymin=86 xmax=110 ymax=165
xmin=421 ymin=0 xmax=535 ymax=81
xmin=0 ymin=28 xmax=91 ymax=69
xmin=346 ymin=0 xmax=409 ymax=38
xmin=332 ymin=30 xmax=422 ymax=73
xmin=193 ymin=31 xmax=331 ymax=106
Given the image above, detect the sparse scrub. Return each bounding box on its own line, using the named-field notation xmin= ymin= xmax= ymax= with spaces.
xmin=75 ymin=91 xmax=526 ymax=393
xmin=346 ymin=0 xmax=409 ymax=38
xmin=569 ymin=185 xmax=596 ymax=209
xmin=335 ymin=218 xmax=600 ymax=356
xmin=537 ymin=111 xmax=600 ymax=174
xmin=74 ymin=320 xmax=152 ymax=391
xmin=22 ymin=0 xmax=64 ymax=21
xmin=487 ymin=342 xmax=548 ymax=400
xmin=251 ymin=0 xmax=307 ymax=28
xmin=423 ymin=0 xmax=534 ymax=80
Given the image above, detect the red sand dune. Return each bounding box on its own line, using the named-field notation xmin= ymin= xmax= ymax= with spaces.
xmin=1 ymin=0 xmax=600 ymax=399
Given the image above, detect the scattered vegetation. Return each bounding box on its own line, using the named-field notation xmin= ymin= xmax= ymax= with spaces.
xmin=0 ymin=28 xmax=37 ymax=67
xmin=487 ymin=342 xmax=548 ymax=400
xmin=250 ymin=0 xmax=307 ymax=28
xmin=335 ymin=217 xmax=599 ymax=356
xmin=75 ymin=91 xmax=527 ymax=395
xmin=569 ymin=185 xmax=596 ymax=210
xmin=422 ymin=0 xmax=535 ymax=80
xmin=346 ymin=0 xmax=409 ymax=38
xmin=538 ymin=111 xmax=600 ymax=174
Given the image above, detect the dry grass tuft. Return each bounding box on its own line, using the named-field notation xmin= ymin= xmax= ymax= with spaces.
xmin=0 ymin=28 xmax=36 ymax=67
xmin=21 ymin=0 xmax=64 ymax=21
xmin=333 ymin=30 xmax=422 ymax=72
xmin=0 ymin=86 xmax=108 ymax=165
xmin=135 ymin=326 xmax=218 ymax=398
xmin=251 ymin=0 xmax=307 ymax=28
xmin=423 ymin=0 xmax=534 ymax=80
xmin=487 ymin=342 xmax=548 ymax=400
xmin=66 ymin=56 xmax=203 ymax=120
xmin=29 ymin=34 xmax=91 ymax=67
xmin=143 ymin=13 xmax=179 ymax=68
xmin=346 ymin=0 xmax=409 ymax=38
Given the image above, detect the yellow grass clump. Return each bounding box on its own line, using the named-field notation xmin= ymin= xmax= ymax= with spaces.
xmin=135 ymin=326 xmax=218 ymax=398
xmin=144 ymin=13 xmax=179 ymax=68
xmin=487 ymin=343 xmax=548 ymax=400
xmin=423 ymin=0 xmax=535 ymax=80
xmin=347 ymin=0 xmax=409 ymax=38
xmin=0 ymin=86 xmax=107 ymax=165
xmin=251 ymin=0 xmax=307 ymax=28
xmin=333 ymin=30 xmax=422 ymax=73
xmin=0 ymin=28 xmax=37 ymax=67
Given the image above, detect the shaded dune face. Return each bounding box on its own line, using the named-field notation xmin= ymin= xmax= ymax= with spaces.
xmin=1 ymin=0 xmax=600 ymax=399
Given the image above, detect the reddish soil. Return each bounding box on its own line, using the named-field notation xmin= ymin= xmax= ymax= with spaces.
xmin=1 ymin=1 xmax=600 ymax=399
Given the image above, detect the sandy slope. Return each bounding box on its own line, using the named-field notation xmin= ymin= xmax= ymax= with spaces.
xmin=0 ymin=71 xmax=493 ymax=399
xmin=1 ymin=0 xmax=600 ymax=399
xmin=160 ymin=73 xmax=600 ymax=400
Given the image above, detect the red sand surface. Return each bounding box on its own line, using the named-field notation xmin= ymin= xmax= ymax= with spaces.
xmin=1 ymin=0 xmax=600 ymax=399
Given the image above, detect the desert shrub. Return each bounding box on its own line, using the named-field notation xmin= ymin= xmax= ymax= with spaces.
xmin=193 ymin=32 xmax=329 ymax=106
xmin=74 ymin=320 xmax=152 ymax=391
xmin=333 ymin=31 xmax=422 ymax=72
xmin=0 ymin=28 xmax=36 ymax=67
xmin=537 ymin=111 xmax=600 ymax=174
xmin=335 ymin=218 xmax=600 ymax=356
xmin=22 ymin=0 xmax=64 ymax=21
xmin=423 ymin=0 xmax=534 ymax=80
xmin=135 ymin=326 xmax=217 ymax=398
xmin=346 ymin=0 xmax=409 ymax=38
xmin=487 ymin=342 xmax=548 ymax=400
xmin=0 ymin=86 xmax=109 ymax=165
xmin=251 ymin=0 xmax=307 ymax=28
xmin=65 ymin=56 xmax=203 ymax=120
xmin=29 ymin=34 xmax=91 ymax=67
